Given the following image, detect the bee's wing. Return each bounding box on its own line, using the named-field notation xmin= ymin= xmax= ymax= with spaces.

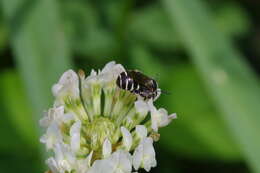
xmin=127 ymin=70 xmax=152 ymax=88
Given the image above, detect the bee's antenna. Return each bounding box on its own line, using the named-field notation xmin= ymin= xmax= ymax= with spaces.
xmin=159 ymin=89 xmax=171 ymax=95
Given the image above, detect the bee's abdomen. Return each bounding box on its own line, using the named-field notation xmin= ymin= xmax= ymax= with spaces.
xmin=116 ymin=71 xmax=137 ymax=92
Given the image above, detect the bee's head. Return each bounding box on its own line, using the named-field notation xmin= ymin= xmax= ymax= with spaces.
xmin=142 ymin=79 xmax=158 ymax=100
xmin=147 ymin=79 xmax=158 ymax=92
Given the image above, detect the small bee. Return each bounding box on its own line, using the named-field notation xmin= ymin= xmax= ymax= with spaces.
xmin=116 ymin=70 xmax=159 ymax=100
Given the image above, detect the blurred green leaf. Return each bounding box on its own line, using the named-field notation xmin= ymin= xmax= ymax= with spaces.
xmin=162 ymin=0 xmax=260 ymax=172
xmin=0 ymin=70 xmax=42 ymax=173
xmin=1 ymin=0 xmax=73 ymax=166
xmin=0 ymin=8 xmax=8 ymax=52
xmin=129 ymin=5 xmax=181 ymax=51
xmin=130 ymin=45 xmax=170 ymax=79
xmin=1 ymin=0 xmax=72 ymax=121
xmin=131 ymin=46 xmax=241 ymax=160
xmin=129 ymin=2 xmax=250 ymax=53
xmin=62 ymin=1 xmax=118 ymax=59
xmin=214 ymin=2 xmax=251 ymax=38
xmin=159 ymin=64 xmax=241 ymax=160
xmin=0 ymin=153 xmax=41 ymax=173
xmin=0 ymin=25 xmax=8 ymax=52
xmin=0 ymin=70 xmax=38 ymax=149
xmin=0 ymin=93 xmax=25 ymax=152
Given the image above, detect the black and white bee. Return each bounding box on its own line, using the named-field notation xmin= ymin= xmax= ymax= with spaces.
xmin=116 ymin=70 xmax=160 ymax=100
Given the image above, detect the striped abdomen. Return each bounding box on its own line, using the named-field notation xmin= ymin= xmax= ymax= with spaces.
xmin=116 ymin=71 xmax=139 ymax=93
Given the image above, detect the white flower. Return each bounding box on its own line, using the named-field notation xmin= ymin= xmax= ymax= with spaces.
xmin=40 ymin=122 xmax=62 ymax=150
xmin=70 ymin=121 xmax=81 ymax=153
xmin=100 ymin=61 xmax=125 ymax=84
xmin=135 ymin=100 xmax=149 ymax=116
xmin=52 ymin=70 xmax=79 ymax=99
xmin=148 ymin=100 xmax=177 ymax=132
xmin=47 ymin=143 xmax=76 ymax=173
xmin=133 ymin=137 xmax=156 ymax=172
xmin=121 ymin=126 xmax=133 ymax=151
xmin=40 ymin=106 xmax=75 ymax=128
xmin=108 ymin=150 xmax=132 ymax=173
xmin=40 ymin=106 xmax=64 ymax=127
xmin=76 ymin=151 xmax=93 ymax=173
xmin=135 ymin=125 xmax=147 ymax=140
xmin=46 ymin=157 xmax=60 ymax=173
xmin=89 ymin=150 xmax=132 ymax=173
xmin=103 ymin=138 xmax=112 ymax=158
xmin=40 ymin=61 xmax=176 ymax=173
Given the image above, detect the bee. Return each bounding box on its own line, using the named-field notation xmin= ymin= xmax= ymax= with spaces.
xmin=116 ymin=70 xmax=159 ymax=100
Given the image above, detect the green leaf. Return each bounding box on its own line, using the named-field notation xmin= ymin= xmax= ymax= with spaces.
xmin=1 ymin=0 xmax=72 ymax=122
xmin=1 ymin=0 xmax=73 ymax=165
xmin=0 ymin=71 xmax=42 ymax=173
xmin=129 ymin=4 xmax=181 ymax=51
xmin=162 ymin=0 xmax=260 ymax=172
xmin=0 ymin=7 xmax=8 ymax=52
xmin=214 ymin=2 xmax=251 ymax=38
xmin=130 ymin=45 xmax=169 ymax=79
xmin=129 ymin=2 xmax=250 ymax=53
xmin=0 ymin=70 xmax=38 ymax=149
xmin=61 ymin=1 xmax=117 ymax=59
xmin=131 ymin=45 xmax=241 ymax=160
xmin=159 ymin=64 xmax=241 ymax=160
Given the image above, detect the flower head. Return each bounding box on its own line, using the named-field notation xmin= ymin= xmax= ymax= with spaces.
xmin=40 ymin=61 xmax=177 ymax=173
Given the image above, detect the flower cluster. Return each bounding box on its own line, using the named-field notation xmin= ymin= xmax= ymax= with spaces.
xmin=40 ymin=61 xmax=177 ymax=173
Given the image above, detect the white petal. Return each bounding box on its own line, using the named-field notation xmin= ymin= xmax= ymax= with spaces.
xmin=88 ymin=159 xmax=113 ymax=173
xmin=58 ymin=69 xmax=79 ymax=85
xmin=52 ymin=70 xmax=79 ymax=98
xmin=133 ymin=137 xmax=156 ymax=172
xmin=151 ymin=113 xmax=159 ymax=132
xmin=54 ymin=143 xmax=64 ymax=163
xmin=70 ymin=121 xmax=81 ymax=153
xmin=169 ymin=113 xmax=177 ymax=119
xmin=86 ymin=151 xmax=93 ymax=167
xmin=89 ymin=150 xmax=132 ymax=173
xmin=46 ymin=157 xmax=59 ymax=173
xmin=109 ymin=150 xmax=132 ymax=173
xmin=53 ymin=143 xmax=76 ymax=172
xmin=103 ymin=138 xmax=112 ymax=158
xmin=100 ymin=61 xmax=116 ymax=74
xmin=76 ymin=151 xmax=93 ymax=173
xmin=117 ymin=150 xmax=132 ymax=173
xmin=101 ymin=61 xmax=125 ymax=81
xmin=52 ymin=106 xmax=66 ymax=123
xmin=132 ymin=144 xmax=142 ymax=170
xmin=62 ymin=113 xmax=75 ymax=123
xmin=134 ymin=100 xmax=149 ymax=116
xmin=40 ymin=106 xmax=65 ymax=127
xmin=135 ymin=125 xmax=147 ymax=139
xmin=148 ymin=100 xmax=176 ymax=132
xmin=39 ymin=116 xmax=49 ymax=127
xmin=52 ymin=84 xmax=63 ymax=97
xmin=40 ymin=122 xmax=62 ymax=150
xmin=90 ymin=69 xmax=97 ymax=76
xmin=121 ymin=127 xmax=133 ymax=151
xmin=142 ymin=138 xmax=156 ymax=171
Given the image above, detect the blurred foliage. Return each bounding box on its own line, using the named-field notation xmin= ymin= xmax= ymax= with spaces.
xmin=130 ymin=45 xmax=241 ymax=160
xmin=0 ymin=0 xmax=259 ymax=172
xmin=162 ymin=0 xmax=260 ymax=172
xmin=0 ymin=70 xmax=38 ymax=149
xmin=0 ymin=70 xmax=42 ymax=172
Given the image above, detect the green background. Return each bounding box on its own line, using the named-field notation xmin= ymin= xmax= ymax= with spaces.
xmin=1 ymin=0 xmax=260 ymax=172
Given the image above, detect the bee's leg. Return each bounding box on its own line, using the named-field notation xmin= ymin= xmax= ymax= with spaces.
xmin=142 ymin=94 xmax=149 ymax=101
